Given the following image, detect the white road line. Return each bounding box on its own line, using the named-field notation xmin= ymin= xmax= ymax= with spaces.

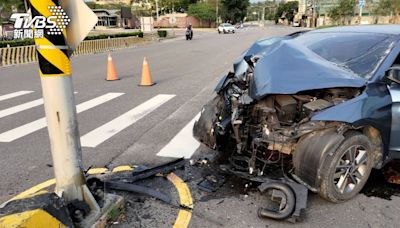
xmin=0 ymin=92 xmax=78 ymax=119
xmin=156 ymin=113 xmax=200 ymax=159
xmin=0 ymin=93 xmax=124 ymax=142
xmin=0 ymin=91 xmax=34 ymax=102
xmin=0 ymin=99 xmax=43 ymax=119
xmin=81 ymin=94 xmax=175 ymax=148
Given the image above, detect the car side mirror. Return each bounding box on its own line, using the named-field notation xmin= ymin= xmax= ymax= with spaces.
xmin=386 ymin=67 xmax=400 ymax=84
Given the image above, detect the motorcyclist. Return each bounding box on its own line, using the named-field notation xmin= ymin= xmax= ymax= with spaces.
xmin=186 ymin=23 xmax=193 ymax=40
xmin=187 ymin=23 xmax=192 ymax=30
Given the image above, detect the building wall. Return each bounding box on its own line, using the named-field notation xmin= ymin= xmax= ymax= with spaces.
xmin=153 ymin=13 xmax=215 ymax=28
xmin=94 ymin=0 xmax=131 ymax=5
xmin=295 ymin=0 xmax=387 ymax=27
xmin=298 ymin=0 xmax=306 ymax=15
xmin=317 ymin=0 xmax=380 ymax=16
xmin=318 ymin=15 xmax=400 ymax=26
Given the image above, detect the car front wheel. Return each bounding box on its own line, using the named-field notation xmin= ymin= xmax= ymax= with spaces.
xmin=319 ymin=131 xmax=373 ymax=203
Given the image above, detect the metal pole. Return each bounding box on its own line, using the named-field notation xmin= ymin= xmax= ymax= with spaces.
xmin=216 ymin=0 xmax=219 ymax=26
xmin=29 ymin=0 xmax=91 ymax=204
xmin=23 ymin=0 xmax=29 ymax=12
xmin=156 ymin=0 xmax=159 ymax=21
xmin=40 ymin=74 xmax=85 ymax=202
xmin=262 ymin=7 xmax=265 ymax=26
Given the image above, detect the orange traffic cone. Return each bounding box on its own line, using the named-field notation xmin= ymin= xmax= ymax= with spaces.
xmin=139 ymin=57 xmax=156 ymax=86
xmin=106 ymin=53 xmax=119 ymax=81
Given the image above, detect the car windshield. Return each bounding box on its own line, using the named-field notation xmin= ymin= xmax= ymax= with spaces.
xmin=294 ymin=32 xmax=396 ymax=78
xmin=224 ymin=24 xmax=232 ymax=27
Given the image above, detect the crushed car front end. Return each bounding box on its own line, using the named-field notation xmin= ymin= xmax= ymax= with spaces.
xmin=193 ymin=27 xmax=399 ymax=204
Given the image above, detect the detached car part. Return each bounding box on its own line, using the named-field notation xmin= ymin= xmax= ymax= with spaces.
xmin=258 ymin=180 xmax=308 ymax=222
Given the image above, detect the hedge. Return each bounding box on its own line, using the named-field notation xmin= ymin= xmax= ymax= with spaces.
xmin=84 ymin=31 xmax=144 ymax=40
xmin=0 ymin=31 xmax=144 ymax=48
xmin=0 ymin=39 xmax=34 ymax=48
xmin=157 ymin=30 xmax=167 ymax=38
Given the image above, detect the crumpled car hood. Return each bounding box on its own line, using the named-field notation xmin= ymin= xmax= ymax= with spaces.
xmin=238 ymin=39 xmax=367 ymax=100
xmin=232 ymin=36 xmax=289 ymax=79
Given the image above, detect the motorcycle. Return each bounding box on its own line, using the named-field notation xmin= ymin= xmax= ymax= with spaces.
xmin=186 ymin=28 xmax=193 ymax=40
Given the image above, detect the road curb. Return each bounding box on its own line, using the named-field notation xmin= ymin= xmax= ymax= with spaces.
xmin=0 ymin=193 xmax=73 ymax=227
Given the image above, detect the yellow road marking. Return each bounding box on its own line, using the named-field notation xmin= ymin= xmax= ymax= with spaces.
xmin=167 ymin=173 xmax=193 ymax=228
xmin=7 ymin=179 xmax=56 ymax=202
xmin=112 ymin=166 xmax=134 ymax=172
xmin=3 ymin=166 xmax=194 ymax=228
xmin=86 ymin=168 xmax=109 ymax=175
xmin=0 ymin=209 xmax=66 ymax=228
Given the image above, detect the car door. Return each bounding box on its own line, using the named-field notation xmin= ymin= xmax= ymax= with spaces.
xmin=389 ymin=83 xmax=400 ymax=152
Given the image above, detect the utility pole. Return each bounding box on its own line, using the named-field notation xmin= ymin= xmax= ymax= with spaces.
xmin=29 ymin=0 xmax=99 ymax=207
xmin=312 ymin=0 xmax=316 ymax=27
xmin=156 ymin=0 xmax=159 ymax=21
xmin=216 ymin=0 xmax=219 ymax=26
xmin=358 ymin=0 xmax=365 ymax=24
xmin=261 ymin=7 xmax=265 ymax=27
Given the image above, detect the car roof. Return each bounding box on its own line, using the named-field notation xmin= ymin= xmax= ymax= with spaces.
xmin=310 ymin=25 xmax=400 ymax=35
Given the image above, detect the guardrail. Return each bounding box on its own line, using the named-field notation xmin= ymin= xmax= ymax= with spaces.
xmin=0 ymin=45 xmax=37 ymax=66
xmin=0 ymin=36 xmax=152 ymax=67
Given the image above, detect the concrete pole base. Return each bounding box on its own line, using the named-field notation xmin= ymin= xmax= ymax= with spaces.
xmin=79 ymin=193 xmax=124 ymax=228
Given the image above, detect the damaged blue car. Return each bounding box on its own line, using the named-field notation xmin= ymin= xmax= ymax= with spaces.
xmin=193 ymin=25 xmax=400 ymax=206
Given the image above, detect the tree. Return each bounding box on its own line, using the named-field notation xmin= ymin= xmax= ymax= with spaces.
xmin=154 ymin=0 xmax=195 ymax=14
xmin=188 ymin=2 xmax=215 ymax=27
xmin=248 ymin=1 xmax=278 ymax=22
xmin=274 ymin=1 xmax=298 ymax=24
xmin=176 ymin=0 xmax=198 ymax=12
xmin=128 ymin=0 xmax=197 ymax=17
xmin=86 ymin=2 xmax=128 ymax=10
xmin=0 ymin=0 xmax=26 ymax=23
xmin=221 ymin=0 xmax=249 ymax=23
xmin=328 ymin=0 xmax=356 ymax=25
xmin=372 ymin=0 xmax=400 ymax=23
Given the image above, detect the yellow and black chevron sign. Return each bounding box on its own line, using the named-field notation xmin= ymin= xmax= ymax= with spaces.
xmin=30 ymin=0 xmax=71 ymax=77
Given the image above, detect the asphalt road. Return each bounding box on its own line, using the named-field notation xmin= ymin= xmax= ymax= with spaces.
xmin=2 ymin=25 xmax=400 ymax=227
xmin=0 ymin=25 xmax=297 ymax=201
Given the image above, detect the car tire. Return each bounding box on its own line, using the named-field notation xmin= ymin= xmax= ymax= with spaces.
xmin=232 ymin=30 xmax=235 ymax=33
xmin=218 ymin=30 xmax=221 ymax=34
xmin=223 ymin=29 xmax=226 ymax=34
xmin=318 ymin=131 xmax=373 ymax=203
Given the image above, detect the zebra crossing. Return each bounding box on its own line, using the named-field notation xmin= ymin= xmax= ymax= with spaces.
xmin=0 ymin=92 xmax=124 ymax=142
xmin=157 ymin=113 xmax=200 ymax=159
xmin=80 ymin=94 xmax=175 ymax=148
xmin=0 ymin=90 xmax=202 ymax=159
xmin=0 ymin=91 xmax=34 ymax=102
xmin=0 ymin=91 xmax=177 ymax=149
